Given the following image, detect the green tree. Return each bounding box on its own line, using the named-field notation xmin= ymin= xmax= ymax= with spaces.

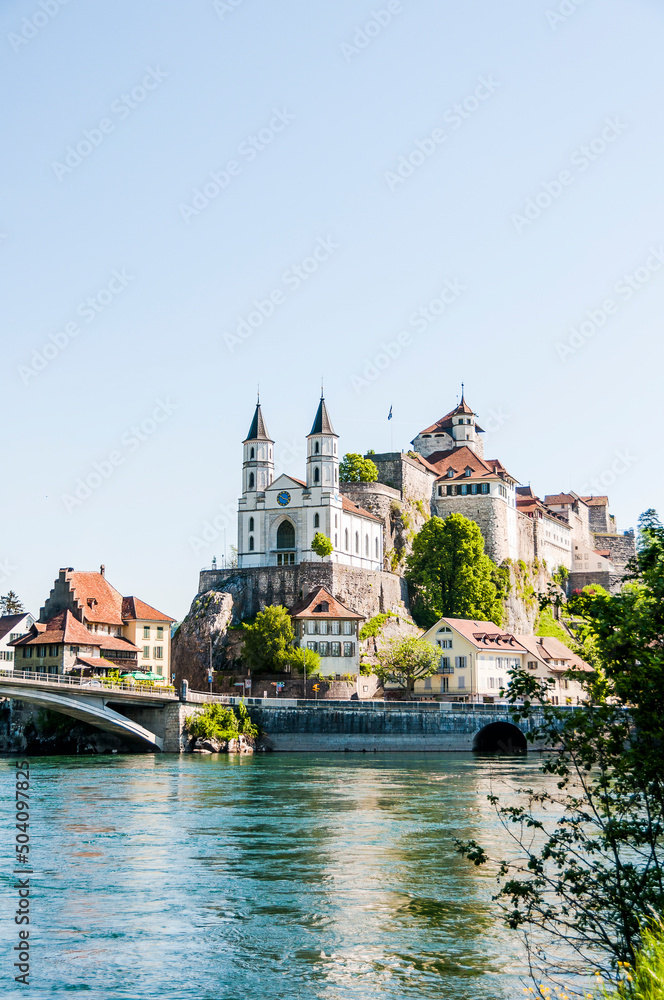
xmin=311 ymin=532 xmax=333 ymax=559
xmin=457 ymin=509 xmax=664 ymax=989
xmin=374 ymin=636 xmax=440 ymax=697
xmin=277 ymin=644 xmax=321 ymax=675
xmin=406 ymin=514 xmax=503 ymax=627
xmin=0 ymin=591 xmax=24 ymax=615
xmin=242 ymin=605 xmax=294 ymax=672
xmin=339 ymin=453 xmax=378 ymax=482
xmin=185 ymin=702 xmax=257 ymax=740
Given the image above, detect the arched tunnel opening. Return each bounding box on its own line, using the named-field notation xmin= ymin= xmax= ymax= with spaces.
xmin=472 ymin=721 xmax=527 ymax=754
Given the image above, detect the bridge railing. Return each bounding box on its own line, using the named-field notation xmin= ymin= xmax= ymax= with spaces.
xmin=0 ymin=668 xmax=178 ymax=699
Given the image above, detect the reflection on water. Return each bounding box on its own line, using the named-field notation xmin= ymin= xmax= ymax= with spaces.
xmin=0 ymin=753 xmax=554 ymax=999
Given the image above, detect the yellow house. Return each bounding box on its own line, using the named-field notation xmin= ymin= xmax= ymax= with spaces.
xmin=414 ymin=617 xmax=589 ymax=704
xmin=121 ymin=597 xmax=175 ymax=680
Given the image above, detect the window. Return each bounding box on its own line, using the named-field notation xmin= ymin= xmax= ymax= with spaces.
xmin=314 ymin=441 xmax=319 ymax=454
xmin=49 ymin=645 xmax=58 ymax=657
xmin=37 ymin=645 xmax=46 ymax=658
xmin=447 ymin=469 xmax=454 ymax=478
xmin=345 ymin=529 xmax=349 ymax=550
xmin=318 ymin=641 xmax=328 ymax=656
xmin=276 ymin=552 xmax=295 ymax=565
xmin=319 ymin=621 xmax=328 ymax=635
xmin=330 ymin=621 xmax=340 ymax=635
xmin=248 ymin=472 xmax=255 ymax=490
xmin=447 ymin=484 xmax=457 ymax=496
xmin=471 ymin=484 xmax=478 ymax=495
xmin=331 ymin=642 xmax=341 ymax=657
xmin=343 ymin=621 xmax=353 ymax=635
xmin=249 ymin=536 xmax=254 ymax=550
xmin=424 ymin=677 xmax=431 ymax=690
xmin=157 ymin=627 xmax=164 ymax=640
xmin=365 ymin=535 xmax=369 ymax=556
xmin=344 ymin=642 xmax=354 ymax=657
xmin=440 ymin=657 xmax=452 ymax=673
xmin=465 ymin=468 xmax=472 ymax=477
xmin=457 ymin=676 xmax=465 ymax=689
xmin=481 ymin=483 xmax=489 ymax=494
xmin=276 ymin=520 xmax=295 ymax=549
xmin=314 ymin=513 xmax=320 ymax=528
xmin=143 ymin=626 xmax=150 ymax=639
xmin=307 ymin=621 xmax=316 ymax=634
xmin=441 ymin=677 xmax=449 ymax=693
xmin=438 ymin=639 xmax=452 ymax=649
xmin=154 ymin=647 xmax=163 ymax=659
xmin=334 ymin=514 xmax=338 ymax=527
xmin=250 ymin=447 xmax=254 ymax=459
xmin=335 ymin=533 xmax=338 ymax=547
xmin=375 ymin=538 xmax=379 ymax=558
xmin=249 ymin=516 xmax=254 ymax=532
xmin=455 ymin=656 xmax=467 ymax=669
xmin=355 ymin=532 xmax=359 ymax=553
xmin=314 ymin=467 xmax=320 ymax=484
xmin=69 ymin=646 xmax=78 ymax=656
xmin=527 ymin=660 xmax=538 ymax=671
xmin=307 ymin=641 xmax=318 ymax=652
xmin=143 ymin=646 xmax=150 ymax=659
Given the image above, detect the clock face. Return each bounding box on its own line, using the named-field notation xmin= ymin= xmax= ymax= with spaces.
xmin=277 ymin=490 xmax=291 ymax=507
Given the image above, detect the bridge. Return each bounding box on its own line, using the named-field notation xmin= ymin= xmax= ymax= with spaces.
xmin=1 ymin=671 xmax=559 ymax=753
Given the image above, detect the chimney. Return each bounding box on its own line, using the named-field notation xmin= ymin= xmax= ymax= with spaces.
xmin=100 ymin=564 xmax=105 ymax=577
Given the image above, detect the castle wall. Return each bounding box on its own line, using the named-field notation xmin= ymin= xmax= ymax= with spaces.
xmin=431 ymin=495 xmax=513 ymax=564
xmin=592 ymin=532 xmax=636 ymax=572
xmin=198 ymin=562 xmax=408 ymax=620
xmin=370 ymin=453 xmax=436 ymax=503
xmin=587 ymin=503 xmax=610 ymax=534
xmin=517 ymin=511 xmax=535 ymax=563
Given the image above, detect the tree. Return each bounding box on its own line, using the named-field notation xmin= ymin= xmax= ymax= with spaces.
xmin=456 ymin=509 xmax=664 ymax=991
xmin=311 ymin=532 xmax=333 ymax=559
xmin=406 ymin=514 xmax=503 ymax=627
xmin=277 ymin=644 xmax=321 ymax=676
xmin=339 ymin=453 xmax=378 ymax=482
xmin=0 ymin=591 xmax=24 ymax=615
xmin=242 ymin=605 xmax=294 ymax=672
xmin=374 ymin=636 xmax=440 ymax=697
xmin=185 ymin=702 xmax=257 ymax=740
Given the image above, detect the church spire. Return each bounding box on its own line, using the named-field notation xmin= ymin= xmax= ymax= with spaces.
xmin=309 ymin=393 xmax=336 ymax=436
xmin=245 ymin=398 xmax=271 ymax=442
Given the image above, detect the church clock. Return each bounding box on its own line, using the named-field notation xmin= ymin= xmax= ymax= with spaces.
xmin=277 ymin=490 xmax=291 ymax=507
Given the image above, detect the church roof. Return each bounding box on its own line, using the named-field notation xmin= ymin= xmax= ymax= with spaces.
xmin=418 ymin=396 xmax=484 ymax=436
xmin=341 ymin=495 xmax=382 ymax=522
xmin=289 ymin=586 xmax=365 ymax=620
xmin=245 ymin=402 xmax=272 ymax=442
xmin=309 ymin=396 xmax=336 ymax=436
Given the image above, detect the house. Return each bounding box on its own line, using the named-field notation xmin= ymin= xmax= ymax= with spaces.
xmin=289 ymin=586 xmax=365 ymax=677
xmin=0 ymin=613 xmax=36 ymax=668
xmin=413 ymin=617 xmax=590 ymax=703
xmin=13 ymin=566 xmax=175 ymax=680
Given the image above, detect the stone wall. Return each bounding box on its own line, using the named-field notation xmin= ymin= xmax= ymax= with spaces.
xmin=587 ymin=503 xmax=610 ymax=534
xmin=592 ymin=532 xmax=636 ymax=571
xmin=517 ymin=511 xmax=536 ymax=563
xmin=568 ymin=570 xmax=612 ymax=593
xmin=370 ymin=452 xmax=436 ymax=502
xmin=432 ymin=494 xmax=511 ymax=564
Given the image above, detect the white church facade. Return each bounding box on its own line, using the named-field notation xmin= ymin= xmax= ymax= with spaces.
xmin=237 ymin=396 xmax=384 ymax=572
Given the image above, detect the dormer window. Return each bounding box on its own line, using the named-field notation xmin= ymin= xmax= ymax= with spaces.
xmin=447 ymin=469 xmax=454 ymax=478
xmin=465 ymin=468 xmax=472 ymax=477
xmin=314 ymin=601 xmax=329 ymax=613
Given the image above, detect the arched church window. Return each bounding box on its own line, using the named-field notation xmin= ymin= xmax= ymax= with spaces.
xmin=345 ymin=529 xmax=349 ymax=550
xmin=365 ymin=535 xmax=369 ymax=556
xmin=248 ymin=473 xmax=255 ymax=490
xmin=334 ymin=468 xmax=338 ymax=483
xmin=375 ymin=538 xmax=379 ymax=558
xmin=277 ymin=520 xmax=295 ymax=550
xmin=249 ymin=536 xmax=254 ymax=551
xmin=334 ymin=514 xmax=338 ymax=527
xmin=314 ymin=513 xmax=320 ymax=528
xmin=314 ymin=467 xmax=320 ymax=484
xmin=315 ymin=442 xmax=319 ymax=454
xmin=249 ymin=517 xmax=254 ymax=532
xmin=250 ymin=447 xmax=255 ymax=459
xmin=355 ymin=532 xmax=359 ymax=553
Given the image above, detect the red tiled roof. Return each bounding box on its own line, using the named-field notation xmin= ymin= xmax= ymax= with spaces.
xmin=122 ymin=597 xmax=175 ymax=623
xmin=12 ymin=610 xmax=100 ymax=647
xmin=427 ymin=446 xmax=517 ymax=484
xmin=595 ymin=550 xmax=611 ymax=559
xmin=439 ymin=617 xmax=527 ymax=652
xmin=68 ymin=571 xmax=125 ymax=625
xmin=341 ymin=495 xmax=382 ymax=522
xmin=75 ymin=656 xmax=116 ymax=670
xmin=579 ymin=496 xmax=609 ymax=506
xmin=0 ymin=614 xmax=32 ymax=642
xmin=98 ymin=634 xmax=141 ymax=652
xmin=518 ymin=634 xmax=592 ymax=672
xmin=544 ymin=493 xmax=588 ymax=507
xmin=289 ymin=586 xmax=365 ymax=620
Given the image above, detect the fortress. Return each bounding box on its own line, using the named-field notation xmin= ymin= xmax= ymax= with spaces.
xmin=195 ymin=389 xmax=635 ymax=633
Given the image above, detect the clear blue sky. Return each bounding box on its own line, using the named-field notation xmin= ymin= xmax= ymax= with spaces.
xmin=2 ymin=0 xmax=663 ymax=621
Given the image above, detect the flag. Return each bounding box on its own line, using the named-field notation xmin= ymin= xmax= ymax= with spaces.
xmin=388 ymin=405 xmax=393 ymax=421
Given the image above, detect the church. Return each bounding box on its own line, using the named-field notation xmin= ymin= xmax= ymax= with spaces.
xmin=237 ymin=395 xmax=384 ymax=573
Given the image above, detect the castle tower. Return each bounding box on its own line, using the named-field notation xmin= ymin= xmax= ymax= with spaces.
xmin=306 ymin=394 xmax=339 ymax=490
xmin=242 ymin=398 xmax=274 ymax=494
xmin=450 ymin=389 xmax=481 ymax=453
xmin=411 ymin=386 xmax=485 ymax=459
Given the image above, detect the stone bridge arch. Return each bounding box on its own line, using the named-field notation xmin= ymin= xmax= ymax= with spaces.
xmin=472 ymin=720 xmax=527 ymax=753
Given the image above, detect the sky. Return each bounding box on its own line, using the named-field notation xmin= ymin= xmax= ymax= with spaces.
xmin=2 ymin=0 xmax=663 ymax=621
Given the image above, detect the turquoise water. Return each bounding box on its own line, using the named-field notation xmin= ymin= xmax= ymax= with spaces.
xmin=1 ymin=753 xmax=548 ymax=1000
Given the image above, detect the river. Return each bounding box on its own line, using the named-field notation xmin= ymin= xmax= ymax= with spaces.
xmin=1 ymin=753 xmax=559 ymax=999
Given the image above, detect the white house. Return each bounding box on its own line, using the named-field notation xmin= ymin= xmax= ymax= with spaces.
xmin=0 ymin=613 xmax=35 ymax=668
